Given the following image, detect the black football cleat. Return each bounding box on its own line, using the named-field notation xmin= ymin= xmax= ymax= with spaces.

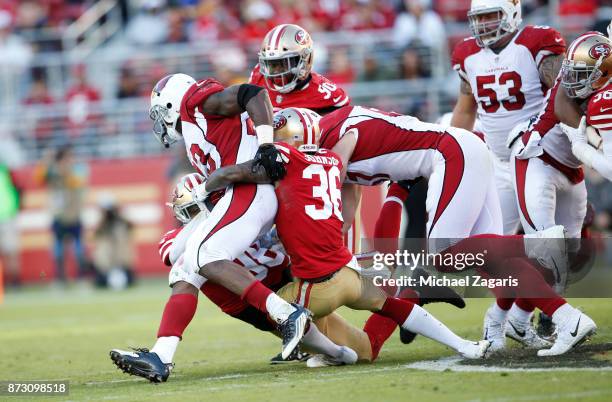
xmin=537 ymin=312 xmax=555 ymax=338
xmin=399 ymin=268 xmax=466 ymax=344
xmin=279 ymin=303 xmax=311 ymax=359
xmin=110 ymin=348 xmax=172 ymax=383
xmin=269 ymin=349 xmax=310 ymax=364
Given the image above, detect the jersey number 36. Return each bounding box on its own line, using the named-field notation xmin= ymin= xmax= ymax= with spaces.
xmin=303 ymin=165 xmax=343 ymax=221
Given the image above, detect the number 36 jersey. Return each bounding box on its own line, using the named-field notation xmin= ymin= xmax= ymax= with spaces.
xmin=452 ymin=25 xmax=566 ymax=160
xmin=273 ymin=142 xmax=355 ymax=280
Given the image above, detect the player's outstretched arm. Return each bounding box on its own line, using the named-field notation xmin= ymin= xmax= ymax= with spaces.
xmin=450 ymin=79 xmax=477 ymax=130
xmin=202 ymin=84 xmax=275 ymax=143
xmin=554 ymin=86 xmax=583 ymax=127
xmin=538 ymin=55 xmax=563 ymax=90
xmin=341 ymin=183 xmax=362 ymax=234
xmin=205 ymin=161 xmax=272 ymax=192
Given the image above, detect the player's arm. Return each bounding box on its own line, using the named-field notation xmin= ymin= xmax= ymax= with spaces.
xmin=330 ymin=128 xmax=358 ymax=182
xmin=341 ymin=183 xmax=362 ymax=234
xmin=561 ymin=117 xmax=612 ymax=180
xmin=205 ymin=161 xmax=273 ymax=192
xmin=450 ymin=79 xmax=477 ymax=130
xmin=554 ymin=87 xmax=583 ymax=127
xmin=201 ymin=84 xmax=275 ymax=143
xmin=538 ymin=54 xmax=563 ymax=90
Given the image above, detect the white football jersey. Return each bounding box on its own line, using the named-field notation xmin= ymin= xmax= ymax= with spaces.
xmin=452 ymin=25 xmax=566 ymax=160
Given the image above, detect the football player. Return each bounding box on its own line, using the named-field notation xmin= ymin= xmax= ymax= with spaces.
xmin=249 ymin=23 xmax=349 ymax=114
xmin=196 ymin=108 xmax=492 ymax=360
xmin=559 ymin=33 xmax=612 ymax=182
xmin=146 ymin=73 xmax=309 ymax=361
xmin=111 ymin=173 xmax=365 ymax=381
xmin=287 ymin=104 xmax=595 ymax=356
xmin=450 ymin=0 xmax=567 ymax=347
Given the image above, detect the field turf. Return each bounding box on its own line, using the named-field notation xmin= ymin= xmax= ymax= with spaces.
xmin=2 ymin=279 xmax=612 ymax=402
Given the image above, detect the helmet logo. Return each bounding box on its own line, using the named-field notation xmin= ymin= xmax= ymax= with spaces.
xmin=153 ymin=75 xmax=173 ymax=94
xmin=273 ymin=114 xmax=287 ymax=130
xmin=509 ymin=0 xmax=519 ymax=5
xmin=295 ymin=30 xmax=308 ymax=45
xmin=589 ymin=43 xmax=612 ymax=59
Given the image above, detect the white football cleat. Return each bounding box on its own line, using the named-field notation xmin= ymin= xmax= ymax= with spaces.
xmin=306 ymin=346 xmax=358 ymax=368
xmin=537 ymin=308 xmax=596 ymax=357
xmin=483 ymin=305 xmax=507 ymax=353
xmin=506 ymin=316 xmax=552 ymax=349
xmin=458 ymin=340 xmax=491 ymax=359
xmin=524 ymin=225 xmax=568 ymax=291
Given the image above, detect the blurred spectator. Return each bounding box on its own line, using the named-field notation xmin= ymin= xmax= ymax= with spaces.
xmin=338 ymin=0 xmax=395 ymax=31
xmin=392 ymin=0 xmax=446 ymax=54
xmin=190 ymin=0 xmax=242 ymax=41
xmin=22 ymin=73 xmax=56 ymax=141
xmin=0 ymin=10 xmax=32 ymax=108
xmin=65 ymin=64 xmax=101 ymax=137
xmin=166 ymin=7 xmax=188 ymax=43
xmin=116 ymin=65 xmax=140 ymax=99
xmin=23 ymin=74 xmax=54 ymax=105
xmin=240 ymin=0 xmax=277 ymax=42
xmin=35 ymin=145 xmax=89 ymax=283
xmin=559 ymin=0 xmax=597 ymax=17
xmin=92 ymin=194 xmax=135 ymax=289
xmin=358 ymin=54 xmax=396 ymax=81
xmin=210 ymin=46 xmax=248 ymax=85
xmin=325 ymin=48 xmax=356 ymax=84
xmin=398 ymin=46 xmax=430 ymax=79
xmin=125 ymin=0 xmax=169 ymax=46
xmin=0 ymin=134 xmax=24 ymax=287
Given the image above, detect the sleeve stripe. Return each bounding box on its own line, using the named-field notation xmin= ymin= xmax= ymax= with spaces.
xmin=384 ymin=196 xmax=405 ymax=207
xmin=536 ymin=50 xmax=556 ymax=68
xmin=335 ymin=96 xmax=350 ymax=107
xmin=590 ymin=114 xmax=612 ymax=121
xmin=274 ymin=144 xmax=291 ymax=155
xmin=593 ymin=122 xmax=612 ymax=129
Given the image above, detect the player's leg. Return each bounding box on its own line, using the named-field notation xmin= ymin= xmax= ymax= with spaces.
xmin=184 ymin=183 xmax=309 ymax=358
xmin=493 ymin=157 xmax=522 ymax=235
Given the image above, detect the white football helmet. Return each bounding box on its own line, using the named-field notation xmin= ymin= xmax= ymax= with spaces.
xmin=150 ymin=73 xmax=195 ymax=147
xmin=468 ymin=0 xmax=522 ymax=48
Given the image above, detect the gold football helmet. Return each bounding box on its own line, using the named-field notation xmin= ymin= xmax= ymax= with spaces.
xmin=561 ymin=33 xmax=612 ymax=98
xmin=258 ymin=24 xmax=314 ymax=94
xmin=273 ymin=108 xmax=322 ymax=153
xmin=168 ymin=173 xmax=205 ymax=224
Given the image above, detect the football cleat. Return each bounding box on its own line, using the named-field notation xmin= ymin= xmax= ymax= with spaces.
xmin=399 ymin=268 xmax=466 ymax=344
xmin=110 ymin=348 xmax=172 ymax=383
xmin=279 ymin=303 xmax=311 ymax=359
xmin=536 ymin=312 xmax=555 ymax=338
xmin=483 ymin=304 xmax=507 ymax=353
xmin=506 ymin=316 xmax=552 ymax=349
xmin=537 ymin=309 xmax=596 ymax=357
xmin=458 ymin=340 xmax=491 ymax=359
xmin=269 ymin=349 xmax=310 ymax=365
xmin=306 ymin=346 xmax=358 ymax=368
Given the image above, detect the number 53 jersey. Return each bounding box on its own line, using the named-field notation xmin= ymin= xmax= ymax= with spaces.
xmin=452 ymin=25 xmax=566 ymax=160
xmin=273 ymin=142 xmax=355 ymax=280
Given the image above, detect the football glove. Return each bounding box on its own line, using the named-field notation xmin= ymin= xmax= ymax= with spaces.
xmin=252 ymin=144 xmax=287 ymax=181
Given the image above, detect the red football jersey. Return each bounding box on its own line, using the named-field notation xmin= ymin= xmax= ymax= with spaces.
xmin=248 ymin=65 xmax=350 ymax=114
xmin=273 ymin=142 xmax=354 ymax=279
xmin=587 ymin=82 xmax=612 ymax=135
xmin=179 ymin=78 xmax=259 ymax=178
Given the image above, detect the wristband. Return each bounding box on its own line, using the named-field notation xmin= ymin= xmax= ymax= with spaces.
xmin=256 ymin=125 xmax=274 ymax=145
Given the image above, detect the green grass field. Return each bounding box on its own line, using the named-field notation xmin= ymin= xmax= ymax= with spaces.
xmin=2 ymin=280 xmax=612 ymax=402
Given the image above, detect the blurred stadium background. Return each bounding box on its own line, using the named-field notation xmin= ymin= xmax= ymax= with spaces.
xmin=0 ymin=0 xmax=611 ymax=289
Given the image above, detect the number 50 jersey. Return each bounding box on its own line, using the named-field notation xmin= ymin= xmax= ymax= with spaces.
xmin=452 ymin=25 xmax=566 ymax=160
xmin=273 ymin=142 xmax=355 ymax=280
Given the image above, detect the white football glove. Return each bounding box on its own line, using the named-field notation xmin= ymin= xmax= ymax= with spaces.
xmin=191 ymin=182 xmax=210 ymax=209
xmin=515 ymin=130 xmax=544 ymax=160
xmin=560 ymin=116 xmax=587 ymax=146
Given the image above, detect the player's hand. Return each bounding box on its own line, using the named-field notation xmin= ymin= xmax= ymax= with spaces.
xmin=191 ymin=182 xmax=210 ymax=209
xmin=560 ymin=116 xmax=587 ymax=145
xmin=252 ymin=144 xmax=287 ymax=181
xmin=515 ymin=130 xmax=544 ymax=160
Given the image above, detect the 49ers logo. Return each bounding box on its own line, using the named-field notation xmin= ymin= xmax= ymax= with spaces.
xmin=273 ymin=114 xmax=287 ymax=129
xmin=295 ymin=30 xmax=308 ymax=45
xmin=589 ymin=43 xmax=612 ymax=59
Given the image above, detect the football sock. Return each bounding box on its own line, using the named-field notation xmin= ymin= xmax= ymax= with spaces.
xmin=151 ymin=336 xmax=180 ymax=364
xmin=156 ymin=293 xmax=198 ymax=339
xmin=508 ymin=302 xmax=533 ymax=323
xmin=401 ymin=304 xmax=467 ymax=352
xmin=302 ymin=323 xmax=344 ymax=358
xmin=363 ymin=313 xmax=397 ymax=361
xmin=373 ymin=183 xmax=409 ymax=254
